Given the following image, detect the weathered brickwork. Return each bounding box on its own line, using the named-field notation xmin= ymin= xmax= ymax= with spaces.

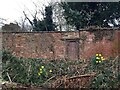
xmin=1 ymin=28 xmax=120 ymax=60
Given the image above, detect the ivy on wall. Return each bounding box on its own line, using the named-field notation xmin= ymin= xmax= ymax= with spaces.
xmin=88 ymin=28 xmax=115 ymax=42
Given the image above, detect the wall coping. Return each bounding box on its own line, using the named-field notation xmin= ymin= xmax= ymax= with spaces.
xmin=0 ymin=27 xmax=119 ymax=34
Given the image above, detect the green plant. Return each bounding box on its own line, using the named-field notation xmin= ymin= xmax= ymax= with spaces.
xmin=2 ymin=50 xmax=84 ymax=86
xmin=2 ymin=50 xmax=48 ymax=85
xmin=92 ymin=54 xmax=105 ymax=65
xmin=38 ymin=65 xmax=53 ymax=81
xmin=87 ymin=54 xmax=120 ymax=89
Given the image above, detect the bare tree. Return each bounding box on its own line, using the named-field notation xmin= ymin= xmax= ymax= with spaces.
xmin=19 ymin=0 xmax=73 ymax=31
xmin=21 ymin=1 xmax=48 ymax=31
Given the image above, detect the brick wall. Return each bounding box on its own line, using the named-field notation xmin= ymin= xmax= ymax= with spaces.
xmin=1 ymin=28 xmax=120 ymax=60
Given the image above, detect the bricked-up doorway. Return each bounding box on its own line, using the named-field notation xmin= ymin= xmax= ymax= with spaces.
xmin=66 ymin=40 xmax=79 ymax=60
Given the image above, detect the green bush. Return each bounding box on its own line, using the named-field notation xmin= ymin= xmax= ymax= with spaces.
xmin=2 ymin=51 xmax=53 ymax=85
xmin=2 ymin=50 xmax=83 ymax=86
xmin=4 ymin=50 xmax=119 ymax=88
xmin=86 ymin=54 xmax=120 ymax=89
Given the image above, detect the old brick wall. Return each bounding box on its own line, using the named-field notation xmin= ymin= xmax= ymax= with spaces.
xmin=1 ymin=28 xmax=120 ymax=60
xmin=79 ymin=30 xmax=120 ymax=59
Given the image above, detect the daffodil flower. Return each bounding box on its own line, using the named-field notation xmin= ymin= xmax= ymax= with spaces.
xmin=41 ymin=66 xmax=44 ymax=69
xmin=38 ymin=72 xmax=41 ymax=76
xmin=96 ymin=54 xmax=98 ymax=56
xmin=96 ymin=57 xmax=100 ymax=59
xmin=101 ymin=56 xmax=105 ymax=60
xmin=40 ymin=71 xmax=42 ymax=73
xmin=102 ymin=58 xmax=105 ymax=60
xmin=101 ymin=57 xmax=103 ymax=59
xmin=49 ymin=70 xmax=52 ymax=73
xmin=39 ymin=68 xmax=42 ymax=71
xmin=99 ymin=54 xmax=102 ymax=56
xmin=96 ymin=61 xmax=98 ymax=63
xmin=99 ymin=61 xmax=102 ymax=63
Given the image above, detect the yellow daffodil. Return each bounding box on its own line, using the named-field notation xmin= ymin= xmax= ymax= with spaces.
xmin=39 ymin=68 xmax=42 ymax=71
xmin=38 ymin=72 xmax=41 ymax=76
xmin=96 ymin=57 xmax=100 ymax=59
xmin=41 ymin=66 xmax=44 ymax=69
xmin=40 ymin=71 xmax=42 ymax=74
xmin=102 ymin=58 xmax=105 ymax=60
xmin=49 ymin=70 xmax=52 ymax=73
xmin=99 ymin=61 xmax=102 ymax=63
xmin=96 ymin=61 xmax=98 ymax=63
xmin=101 ymin=57 xmax=103 ymax=59
xmin=101 ymin=57 xmax=105 ymax=60
xmin=96 ymin=54 xmax=98 ymax=56
xmin=99 ymin=54 xmax=102 ymax=56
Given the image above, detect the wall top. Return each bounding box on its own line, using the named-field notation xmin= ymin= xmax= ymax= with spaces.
xmin=0 ymin=27 xmax=119 ymax=34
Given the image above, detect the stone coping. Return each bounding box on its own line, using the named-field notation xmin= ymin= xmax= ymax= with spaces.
xmin=0 ymin=27 xmax=119 ymax=33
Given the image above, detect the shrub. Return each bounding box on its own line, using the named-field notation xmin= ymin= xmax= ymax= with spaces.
xmin=86 ymin=54 xmax=120 ymax=88
xmin=2 ymin=51 xmax=52 ymax=85
xmin=2 ymin=50 xmax=83 ymax=86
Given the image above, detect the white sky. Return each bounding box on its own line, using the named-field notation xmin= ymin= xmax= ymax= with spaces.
xmin=0 ymin=0 xmax=52 ymax=24
xmin=0 ymin=0 xmax=118 ymax=27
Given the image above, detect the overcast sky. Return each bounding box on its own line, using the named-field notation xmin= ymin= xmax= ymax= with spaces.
xmin=0 ymin=0 xmax=119 ymax=27
xmin=0 ymin=0 xmax=53 ymax=24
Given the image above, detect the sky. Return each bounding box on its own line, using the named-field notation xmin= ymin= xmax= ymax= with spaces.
xmin=0 ymin=0 xmax=119 ymax=27
xmin=0 ymin=0 xmax=52 ymax=24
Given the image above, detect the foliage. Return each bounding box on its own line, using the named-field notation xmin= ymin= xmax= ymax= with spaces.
xmin=92 ymin=30 xmax=115 ymax=42
xmin=60 ymin=2 xmax=120 ymax=30
xmin=45 ymin=6 xmax=55 ymax=31
xmin=2 ymin=51 xmax=49 ymax=85
xmin=2 ymin=50 xmax=119 ymax=88
xmin=2 ymin=50 xmax=83 ymax=86
xmin=85 ymin=54 xmax=120 ymax=88
xmin=33 ymin=5 xmax=55 ymax=31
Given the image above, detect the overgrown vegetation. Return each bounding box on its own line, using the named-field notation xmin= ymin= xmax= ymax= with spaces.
xmin=61 ymin=2 xmax=120 ymax=30
xmin=85 ymin=54 xmax=120 ymax=88
xmin=2 ymin=50 xmax=83 ymax=86
xmin=25 ymin=5 xmax=55 ymax=31
xmin=92 ymin=30 xmax=115 ymax=42
xmin=2 ymin=50 xmax=120 ymax=88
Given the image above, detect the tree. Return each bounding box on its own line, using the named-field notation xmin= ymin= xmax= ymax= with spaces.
xmin=14 ymin=17 xmax=33 ymax=32
xmin=44 ymin=6 xmax=55 ymax=31
xmin=60 ymin=2 xmax=120 ymax=30
xmin=53 ymin=2 xmax=75 ymax=31
xmin=24 ymin=5 xmax=55 ymax=31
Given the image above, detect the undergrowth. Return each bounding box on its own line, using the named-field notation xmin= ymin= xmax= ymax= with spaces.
xmin=2 ymin=50 xmax=83 ymax=86
xmin=2 ymin=50 xmax=120 ymax=88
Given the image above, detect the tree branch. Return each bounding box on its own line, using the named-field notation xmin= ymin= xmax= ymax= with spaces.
xmin=23 ymin=11 xmax=33 ymax=26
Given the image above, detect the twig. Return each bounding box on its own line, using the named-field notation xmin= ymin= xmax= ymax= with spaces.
xmin=12 ymin=74 xmax=18 ymax=81
xmin=56 ymin=83 xmax=62 ymax=88
xmin=23 ymin=11 xmax=33 ymax=26
xmin=114 ymin=56 xmax=118 ymax=60
xmin=6 ymin=72 xmax=12 ymax=82
xmin=67 ymin=73 xmax=96 ymax=80
xmin=43 ymin=75 xmax=56 ymax=85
